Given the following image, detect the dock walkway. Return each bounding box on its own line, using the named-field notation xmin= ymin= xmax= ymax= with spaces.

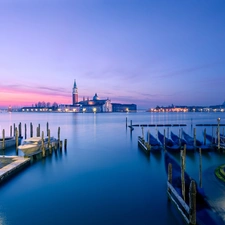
xmin=0 ymin=156 xmax=30 ymax=184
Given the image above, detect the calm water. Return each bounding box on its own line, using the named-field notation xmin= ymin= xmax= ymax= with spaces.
xmin=0 ymin=112 xmax=225 ymax=225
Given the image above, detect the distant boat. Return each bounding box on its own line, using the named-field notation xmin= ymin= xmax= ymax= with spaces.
xmin=0 ymin=136 xmax=22 ymax=150
xmin=164 ymin=152 xmax=224 ymax=225
xmin=170 ymin=131 xmax=195 ymax=151
xmin=182 ymin=131 xmax=210 ymax=151
xmin=158 ymin=131 xmax=180 ymax=151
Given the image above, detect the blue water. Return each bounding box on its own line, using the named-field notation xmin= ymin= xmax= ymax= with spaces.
xmin=0 ymin=112 xmax=225 ymax=225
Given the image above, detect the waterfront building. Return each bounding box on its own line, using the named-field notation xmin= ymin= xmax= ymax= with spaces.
xmin=112 ymin=103 xmax=137 ymax=112
xmin=79 ymin=93 xmax=112 ymax=113
xmin=20 ymin=79 xmax=137 ymax=113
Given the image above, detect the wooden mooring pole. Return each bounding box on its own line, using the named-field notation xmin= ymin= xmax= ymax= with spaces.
xmin=64 ymin=139 xmax=67 ymax=150
xmin=189 ymin=180 xmax=197 ymax=225
xmin=48 ymin=129 xmax=50 ymax=148
xmin=10 ymin=125 xmax=12 ymax=137
xmin=47 ymin=122 xmax=49 ymax=135
xmin=141 ymin=126 xmax=144 ymax=139
xmin=42 ymin=131 xmax=45 ymax=157
xmin=15 ymin=128 xmax=18 ymax=154
xmin=58 ymin=127 xmax=60 ymax=147
xmin=24 ymin=124 xmax=27 ymax=139
xmin=13 ymin=123 xmax=16 ymax=137
xmin=168 ymin=163 xmax=172 ymax=194
xmin=181 ymin=150 xmax=186 ymax=202
xmin=30 ymin=123 xmax=33 ymax=138
xmin=60 ymin=141 xmax=63 ymax=150
xmin=18 ymin=122 xmax=22 ymax=138
xmin=38 ymin=124 xmax=40 ymax=137
xmin=2 ymin=129 xmax=5 ymax=154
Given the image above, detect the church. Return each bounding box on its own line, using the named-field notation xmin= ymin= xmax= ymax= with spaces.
xmin=71 ymin=80 xmax=112 ymax=113
xmin=21 ymin=80 xmax=137 ymax=113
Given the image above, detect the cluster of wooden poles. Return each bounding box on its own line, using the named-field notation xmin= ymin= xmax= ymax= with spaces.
xmin=167 ymin=148 xmax=203 ymax=225
xmin=127 ymin=116 xmax=225 ymax=150
xmin=1 ymin=122 xmax=67 ymax=155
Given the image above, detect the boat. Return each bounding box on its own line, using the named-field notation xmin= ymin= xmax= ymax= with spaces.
xmin=182 ymin=131 xmax=210 ymax=151
xmin=164 ymin=152 xmax=224 ymax=225
xmin=204 ymin=133 xmax=225 ymax=149
xmin=0 ymin=136 xmax=22 ymax=150
xmin=18 ymin=136 xmax=58 ymax=156
xmin=158 ymin=131 xmax=180 ymax=151
xmin=204 ymin=132 xmax=217 ymax=146
xmin=146 ymin=132 xmax=161 ymax=152
xmin=170 ymin=131 xmax=195 ymax=151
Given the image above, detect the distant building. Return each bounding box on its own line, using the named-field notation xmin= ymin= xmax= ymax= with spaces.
xmin=20 ymin=79 xmax=137 ymax=113
xmin=79 ymin=93 xmax=112 ymax=113
xmin=72 ymin=79 xmax=78 ymax=105
xmin=112 ymin=103 xmax=137 ymax=112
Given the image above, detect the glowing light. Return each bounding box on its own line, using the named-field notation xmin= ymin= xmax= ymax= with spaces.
xmin=93 ymin=108 xmax=96 ymax=113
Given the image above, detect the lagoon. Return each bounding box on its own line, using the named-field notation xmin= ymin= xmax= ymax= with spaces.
xmin=0 ymin=112 xmax=225 ymax=225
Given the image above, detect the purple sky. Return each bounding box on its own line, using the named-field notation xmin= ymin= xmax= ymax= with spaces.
xmin=0 ymin=0 xmax=225 ymax=109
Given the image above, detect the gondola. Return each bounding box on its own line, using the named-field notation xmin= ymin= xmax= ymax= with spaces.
xmin=158 ymin=131 xmax=180 ymax=151
xmin=165 ymin=152 xmax=224 ymax=225
xmin=171 ymin=131 xmax=195 ymax=151
xmin=182 ymin=131 xmax=211 ymax=151
xmin=146 ymin=132 xmax=161 ymax=152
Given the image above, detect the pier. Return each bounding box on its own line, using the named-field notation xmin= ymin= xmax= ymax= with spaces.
xmin=0 ymin=156 xmax=30 ymax=184
xmin=0 ymin=122 xmax=67 ymax=184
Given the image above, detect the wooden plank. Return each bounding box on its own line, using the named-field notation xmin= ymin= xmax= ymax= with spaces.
xmin=168 ymin=191 xmax=190 ymax=224
xmin=167 ymin=182 xmax=190 ymax=213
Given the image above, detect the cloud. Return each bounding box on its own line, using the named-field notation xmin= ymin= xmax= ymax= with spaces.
xmin=155 ymin=61 xmax=225 ymax=79
xmin=0 ymin=83 xmax=71 ymax=98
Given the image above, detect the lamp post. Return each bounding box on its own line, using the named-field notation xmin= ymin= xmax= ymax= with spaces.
xmin=217 ymin=118 xmax=221 ymax=149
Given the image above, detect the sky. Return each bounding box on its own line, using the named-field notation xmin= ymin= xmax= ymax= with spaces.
xmin=0 ymin=0 xmax=225 ymax=109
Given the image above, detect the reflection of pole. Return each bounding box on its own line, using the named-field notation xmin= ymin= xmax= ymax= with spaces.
xmin=163 ymin=129 xmax=166 ymax=150
xmin=179 ymin=129 xmax=181 ymax=147
xmin=203 ymin=128 xmax=206 ymax=145
xmin=142 ymin=126 xmax=144 ymax=139
xmin=217 ymin=118 xmax=220 ymax=150
xmin=199 ymin=148 xmax=202 ymax=188
xmin=168 ymin=163 xmax=172 ymax=194
xmin=212 ymin=126 xmax=214 ymax=146
xmin=148 ymin=130 xmax=150 ymax=145
xmin=193 ymin=128 xmax=196 ymax=149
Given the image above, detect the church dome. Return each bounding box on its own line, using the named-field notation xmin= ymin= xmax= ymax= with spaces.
xmin=93 ymin=93 xmax=100 ymax=101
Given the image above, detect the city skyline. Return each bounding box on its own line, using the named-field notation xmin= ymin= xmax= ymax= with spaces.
xmin=0 ymin=0 xmax=225 ymax=109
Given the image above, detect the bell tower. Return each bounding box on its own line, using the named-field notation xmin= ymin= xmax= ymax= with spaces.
xmin=72 ymin=79 xmax=78 ymax=105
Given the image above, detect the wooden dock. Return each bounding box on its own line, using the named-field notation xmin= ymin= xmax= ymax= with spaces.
xmin=129 ymin=123 xmax=186 ymax=128
xmin=0 ymin=156 xmax=30 ymax=184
